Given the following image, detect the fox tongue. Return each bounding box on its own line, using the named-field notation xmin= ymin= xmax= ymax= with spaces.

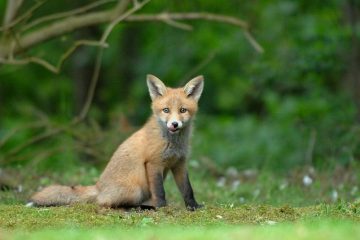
xmin=168 ymin=126 xmax=178 ymax=132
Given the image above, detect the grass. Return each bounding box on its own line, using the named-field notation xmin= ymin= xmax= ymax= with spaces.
xmin=2 ymin=221 xmax=360 ymax=240
xmin=1 ymin=203 xmax=360 ymax=239
xmin=1 ymin=165 xmax=360 ymax=239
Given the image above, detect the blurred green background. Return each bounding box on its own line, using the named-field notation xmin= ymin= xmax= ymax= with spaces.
xmin=0 ymin=0 xmax=360 ymax=204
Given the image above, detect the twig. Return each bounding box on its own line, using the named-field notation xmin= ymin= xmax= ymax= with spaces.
xmin=115 ymin=0 xmax=131 ymax=14
xmin=243 ymin=30 xmax=264 ymax=53
xmin=78 ymin=0 xmax=151 ymax=121
xmin=126 ymin=12 xmax=263 ymax=53
xmin=0 ymin=11 xmax=257 ymax=57
xmin=0 ymin=1 xmax=151 ymax=162
xmin=22 ymin=0 xmax=117 ymax=32
xmin=0 ymin=56 xmax=58 ymax=72
xmin=0 ymin=40 xmax=108 ymax=73
xmin=77 ymin=49 xmax=104 ymax=121
xmin=57 ymin=40 xmax=108 ymax=73
xmin=100 ymin=0 xmax=150 ymax=43
xmin=0 ymin=121 xmax=48 ymax=149
xmin=3 ymin=0 xmax=24 ymax=30
xmin=159 ymin=13 xmax=193 ymax=31
xmin=126 ymin=12 xmax=248 ymax=28
xmin=4 ymin=127 xmax=64 ymax=159
xmin=0 ymin=1 xmax=45 ymax=32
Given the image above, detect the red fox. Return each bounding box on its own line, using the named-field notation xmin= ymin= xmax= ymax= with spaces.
xmin=29 ymin=75 xmax=204 ymax=210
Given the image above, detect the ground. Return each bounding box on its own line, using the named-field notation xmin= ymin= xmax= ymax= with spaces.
xmin=1 ymin=166 xmax=360 ymax=239
xmin=1 ymin=203 xmax=360 ymax=239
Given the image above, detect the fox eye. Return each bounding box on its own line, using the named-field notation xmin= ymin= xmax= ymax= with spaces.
xmin=163 ymin=108 xmax=170 ymax=113
xmin=180 ymin=107 xmax=187 ymax=113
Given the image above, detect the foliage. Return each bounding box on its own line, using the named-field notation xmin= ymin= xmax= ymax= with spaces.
xmin=0 ymin=0 xmax=359 ymax=176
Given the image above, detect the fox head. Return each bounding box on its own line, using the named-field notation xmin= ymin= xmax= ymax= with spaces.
xmin=147 ymin=74 xmax=204 ymax=134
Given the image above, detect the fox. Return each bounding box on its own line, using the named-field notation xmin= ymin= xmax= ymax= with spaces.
xmin=29 ymin=74 xmax=204 ymax=210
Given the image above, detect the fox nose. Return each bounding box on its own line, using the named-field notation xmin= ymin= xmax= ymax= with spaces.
xmin=172 ymin=122 xmax=178 ymax=128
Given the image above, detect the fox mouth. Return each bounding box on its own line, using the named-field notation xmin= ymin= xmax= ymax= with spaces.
xmin=168 ymin=126 xmax=180 ymax=134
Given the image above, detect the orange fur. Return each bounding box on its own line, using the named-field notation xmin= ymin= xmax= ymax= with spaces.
xmin=30 ymin=75 xmax=204 ymax=210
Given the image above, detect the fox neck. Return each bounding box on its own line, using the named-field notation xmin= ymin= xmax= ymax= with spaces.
xmin=151 ymin=115 xmax=192 ymax=160
xmin=160 ymin=121 xmax=192 ymax=145
xmin=161 ymin=122 xmax=192 ymax=161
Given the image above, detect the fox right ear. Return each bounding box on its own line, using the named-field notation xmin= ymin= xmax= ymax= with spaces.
xmin=147 ymin=74 xmax=167 ymax=100
xmin=183 ymin=75 xmax=204 ymax=102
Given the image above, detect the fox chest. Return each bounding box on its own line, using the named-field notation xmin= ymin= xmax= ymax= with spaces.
xmin=161 ymin=141 xmax=188 ymax=166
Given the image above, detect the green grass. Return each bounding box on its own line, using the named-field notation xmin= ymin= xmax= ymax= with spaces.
xmin=1 ymin=166 xmax=360 ymax=239
xmin=1 ymin=203 xmax=360 ymax=239
xmin=2 ymin=221 xmax=360 ymax=240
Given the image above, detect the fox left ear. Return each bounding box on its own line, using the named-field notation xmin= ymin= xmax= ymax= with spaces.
xmin=183 ymin=75 xmax=204 ymax=101
xmin=147 ymin=74 xmax=167 ymax=100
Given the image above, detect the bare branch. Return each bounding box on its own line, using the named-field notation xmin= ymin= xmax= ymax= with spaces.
xmin=0 ymin=40 xmax=108 ymax=73
xmin=0 ymin=56 xmax=58 ymax=72
xmin=0 ymin=1 xmax=151 ymax=162
xmin=1 ymin=1 xmax=44 ymax=32
xmin=4 ymin=127 xmax=65 ymax=159
xmin=115 ymin=0 xmax=131 ymax=14
xmin=58 ymin=40 xmax=108 ymax=71
xmin=3 ymin=0 xmax=24 ymax=29
xmin=0 ymin=10 xmax=258 ymax=58
xmin=78 ymin=0 xmax=151 ymax=121
xmin=243 ymin=30 xmax=264 ymax=53
xmin=126 ymin=12 xmax=249 ymax=29
xmin=0 ymin=121 xmax=48 ymax=149
xmin=22 ymin=0 xmax=117 ymax=32
xmin=101 ymin=0 xmax=150 ymax=43
xmin=126 ymin=13 xmax=263 ymax=53
xmin=160 ymin=13 xmax=193 ymax=31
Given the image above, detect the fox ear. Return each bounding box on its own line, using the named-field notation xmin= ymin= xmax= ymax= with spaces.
xmin=183 ymin=75 xmax=204 ymax=101
xmin=147 ymin=74 xmax=167 ymax=100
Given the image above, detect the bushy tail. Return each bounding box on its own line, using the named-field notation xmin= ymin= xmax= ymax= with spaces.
xmin=29 ymin=185 xmax=98 ymax=207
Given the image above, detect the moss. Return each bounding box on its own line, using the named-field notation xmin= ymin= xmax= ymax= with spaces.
xmin=1 ymin=203 xmax=360 ymax=231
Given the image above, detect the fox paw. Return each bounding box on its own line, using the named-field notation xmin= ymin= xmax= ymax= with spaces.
xmin=186 ymin=203 xmax=204 ymax=211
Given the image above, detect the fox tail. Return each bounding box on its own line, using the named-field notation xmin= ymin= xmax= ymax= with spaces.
xmin=28 ymin=185 xmax=98 ymax=207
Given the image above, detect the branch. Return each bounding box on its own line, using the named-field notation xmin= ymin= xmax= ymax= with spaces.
xmin=3 ymin=0 xmax=24 ymax=29
xmin=0 ymin=1 xmax=150 ymax=163
xmin=0 ymin=10 xmax=114 ymax=57
xmin=1 ymin=1 xmax=44 ymax=32
xmin=21 ymin=0 xmax=117 ymax=32
xmin=243 ymin=30 xmax=264 ymax=53
xmin=78 ymin=0 xmax=151 ymax=121
xmin=125 ymin=12 xmax=263 ymax=53
xmin=0 ymin=56 xmax=58 ymax=72
xmin=0 ymin=11 xmax=260 ymax=58
xmin=0 ymin=121 xmax=48 ymax=149
xmin=126 ymin=12 xmax=249 ymax=29
xmin=0 ymin=40 xmax=108 ymax=73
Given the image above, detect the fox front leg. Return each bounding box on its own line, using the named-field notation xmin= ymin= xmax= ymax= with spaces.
xmin=172 ymin=160 xmax=202 ymax=211
xmin=145 ymin=162 xmax=167 ymax=208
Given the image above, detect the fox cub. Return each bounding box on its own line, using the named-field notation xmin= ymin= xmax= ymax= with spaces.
xmin=29 ymin=75 xmax=204 ymax=210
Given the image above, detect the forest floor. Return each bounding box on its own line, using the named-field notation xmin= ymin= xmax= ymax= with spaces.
xmin=1 ymin=202 xmax=360 ymax=240
xmin=1 ymin=166 xmax=360 ymax=239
